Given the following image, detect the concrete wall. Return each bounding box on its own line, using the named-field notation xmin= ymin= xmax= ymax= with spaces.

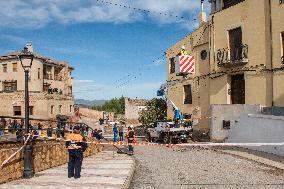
xmin=228 ymin=114 xmax=284 ymax=156
xmin=210 ymin=104 xmax=261 ymax=142
xmin=0 ymin=140 xmax=103 ymax=184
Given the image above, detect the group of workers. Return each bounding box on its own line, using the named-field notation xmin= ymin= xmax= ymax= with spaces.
xmin=65 ymin=123 xmax=136 ymax=179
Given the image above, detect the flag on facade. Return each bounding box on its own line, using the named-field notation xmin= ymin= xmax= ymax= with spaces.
xmin=179 ymin=55 xmax=195 ymax=74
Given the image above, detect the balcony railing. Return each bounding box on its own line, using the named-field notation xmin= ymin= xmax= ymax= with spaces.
xmin=216 ymin=44 xmax=248 ymax=67
xmin=43 ymin=73 xmax=53 ymax=80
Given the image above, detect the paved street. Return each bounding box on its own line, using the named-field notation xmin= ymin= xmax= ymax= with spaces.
xmin=130 ymin=146 xmax=284 ymax=189
xmin=0 ymin=151 xmax=135 ymax=189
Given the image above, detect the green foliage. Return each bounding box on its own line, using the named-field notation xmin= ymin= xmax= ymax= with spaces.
xmin=92 ymin=96 xmax=125 ymax=114
xmin=138 ymin=98 xmax=167 ymax=127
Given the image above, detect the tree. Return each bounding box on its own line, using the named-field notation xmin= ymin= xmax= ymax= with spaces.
xmin=138 ymin=98 xmax=167 ymax=127
xmin=92 ymin=96 xmax=125 ymax=114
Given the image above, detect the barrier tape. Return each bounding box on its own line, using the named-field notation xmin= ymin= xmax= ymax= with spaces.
xmin=84 ymin=141 xmax=284 ymax=148
xmin=0 ymin=134 xmax=31 ymax=169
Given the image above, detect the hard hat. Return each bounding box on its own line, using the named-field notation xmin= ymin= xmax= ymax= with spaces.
xmin=129 ymin=125 xmax=134 ymax=129
xmin=181 ymin=45 xmax=185 ymax=49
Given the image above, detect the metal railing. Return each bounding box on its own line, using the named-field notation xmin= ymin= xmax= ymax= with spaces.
xmin=216 ymin=44 xmax=248 ymax=67
xmin=43 ymin=73 xmax=53 ymax=80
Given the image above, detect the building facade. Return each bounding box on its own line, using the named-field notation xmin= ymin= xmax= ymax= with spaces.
xmin=166 ymin=0 xmax=284 ymax=132
xmin=0 ymin=44 xmax=74 ymax=120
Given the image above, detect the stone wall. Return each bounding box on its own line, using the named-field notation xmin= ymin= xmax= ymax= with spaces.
xmin=0 ymin=140 xmax=102 ymax=184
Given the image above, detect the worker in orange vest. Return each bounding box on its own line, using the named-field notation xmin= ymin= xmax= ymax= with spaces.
xmin=66 ymin=126 xmax=87 ymax=179
xmin=126 ymin=125 xmax=136 ymax=155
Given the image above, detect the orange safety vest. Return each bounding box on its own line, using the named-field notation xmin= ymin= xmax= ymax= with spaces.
xmin=66 ymin=133 xmax=83 ymax=149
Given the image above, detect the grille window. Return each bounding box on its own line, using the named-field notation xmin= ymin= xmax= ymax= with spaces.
xmin=3 ymin=81 xmax=17 ymax=92
xmin=169 ymin=57 xmax=175 ymax=74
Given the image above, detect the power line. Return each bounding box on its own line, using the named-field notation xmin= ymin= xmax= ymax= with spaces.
xmin=95 ymin=0 xmax=197 ymax=23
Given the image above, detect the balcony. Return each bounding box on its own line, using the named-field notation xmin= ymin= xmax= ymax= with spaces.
xmin=216 ymin=44 xmax=248 ymax=67
xmin=43 ymin=73 xmax=53 ymax=80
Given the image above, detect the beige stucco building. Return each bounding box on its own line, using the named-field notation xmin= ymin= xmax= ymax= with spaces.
xmin=166 ymin=0 xmax=284 ymax=132
xmin=0 ymin=44 xmax=74 ymax=120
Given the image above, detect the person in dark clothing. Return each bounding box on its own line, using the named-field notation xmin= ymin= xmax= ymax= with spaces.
xmin=66 ymin=126 xmax=87 ymax=179
xmin=118 ymin=125 xmax=124 ymax=141
xmin=126 ymin=125 xmax=136 ymax=155
xmin=113 ymin=123 xmax=118 ymax=142
xmin=47 ymin=126 xmax=53 ymax=137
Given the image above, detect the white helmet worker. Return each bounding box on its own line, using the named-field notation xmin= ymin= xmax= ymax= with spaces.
xmin=129 ymin=125 xmax=134 ymax=129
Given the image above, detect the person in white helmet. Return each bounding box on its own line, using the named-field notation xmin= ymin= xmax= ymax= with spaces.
xmin=178 ymin=45 xmax=188 ymax=56
xmin=126 ymin=125 xmax=136 ymax=155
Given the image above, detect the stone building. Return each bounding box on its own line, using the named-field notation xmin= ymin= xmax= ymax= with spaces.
xmin=0 ymin=44 xmax=74 ymax=120
xmin=125 ymin=97 xmax=147 ymax=126
xmin=166 ymin=0 xmax=284 ymax=133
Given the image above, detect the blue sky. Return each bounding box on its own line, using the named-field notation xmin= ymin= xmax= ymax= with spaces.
xmin=0 ymin=0 xmax=210 ymax=100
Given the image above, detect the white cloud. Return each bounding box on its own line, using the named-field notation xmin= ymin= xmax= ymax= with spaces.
xmin=0 ymin=0 xmax=210 ymax=30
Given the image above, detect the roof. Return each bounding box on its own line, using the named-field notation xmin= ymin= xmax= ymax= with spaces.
xmin=0 ymin=51 xmax=74 ymax=70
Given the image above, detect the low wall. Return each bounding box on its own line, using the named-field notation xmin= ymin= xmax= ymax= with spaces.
xmin=228 ymin=114 xmax=284 ymax=156
xmin=0 ymin=140 xmax=102 ymax=184
xmin=210 ymin=104 xmax=261 ymax=142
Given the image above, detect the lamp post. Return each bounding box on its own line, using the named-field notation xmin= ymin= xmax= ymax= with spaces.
xmin=18 ymin=47 xmax=34 ymax=178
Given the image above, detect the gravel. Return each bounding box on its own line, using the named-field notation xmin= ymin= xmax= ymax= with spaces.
xmin=130 ymin=146 xmax=284 ymax=189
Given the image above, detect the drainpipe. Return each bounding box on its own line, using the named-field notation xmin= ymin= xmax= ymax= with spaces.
xmin=268 ymin=0 xmax=274 ymax=106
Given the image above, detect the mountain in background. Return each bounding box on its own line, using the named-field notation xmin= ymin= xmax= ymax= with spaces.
xmin=75 ymin=99 xmax=108 ymax=108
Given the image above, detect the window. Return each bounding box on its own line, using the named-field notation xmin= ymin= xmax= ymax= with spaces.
xmin=29 ymin=106 xmax=34 ymax=116
xmin=3 ymin=64 xmax=7 ymax=73
xmin=38 ymin=68 xmax=41 ymax=79
xmin=281 ymin=32 xmax=284 ymax=64
xmin=200 ymin=50 xmax=207 ymax=60
xmin=68 ymin=86 xmax=72 ymax=95
xmin=13 ymin=106 xmax=21 ymax=116
xmin=3 ymin=81 xmax=17 ymax=92
xmin=51 ymin=105 xmax=54 ymax=115
xmin=169 ymin=57 xmax=175 ymax=74
xmin=12 ymin=63 xmax=17 ymax=72
xmin=184 ymin=85 xmax=192 ymax=104
xmin=59 ymin=105 xmax=62 ymax=114
xmin=229 ymin=27 xmax=242 ymax=61
xmin=223 ymin=0 xmax=244 ymax=9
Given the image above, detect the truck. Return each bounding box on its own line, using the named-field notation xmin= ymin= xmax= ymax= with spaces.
xmin=147 ymin=82 xmax=193 ymax=143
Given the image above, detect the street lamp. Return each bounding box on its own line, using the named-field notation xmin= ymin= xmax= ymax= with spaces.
xmin=18 ymin=46 xmax=34 ymax=178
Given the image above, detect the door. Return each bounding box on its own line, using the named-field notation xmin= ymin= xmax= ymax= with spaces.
xmin=229 ymin=27 xmax=242 ymax=61
xmin=231 ymin=74 xmax=245 ymax=104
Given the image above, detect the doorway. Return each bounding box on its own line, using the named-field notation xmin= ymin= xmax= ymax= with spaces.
xmin=231 ymin=74 xmax=245 ymax=104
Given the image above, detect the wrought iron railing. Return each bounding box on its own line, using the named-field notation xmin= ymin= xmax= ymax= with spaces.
xmin=216 ymin=44 xmax=248 ymax=67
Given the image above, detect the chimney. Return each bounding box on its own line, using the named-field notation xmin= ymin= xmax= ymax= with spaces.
xmin=199 ymin=0 xmax=207 ymax=25
xmin=25 ymin=43 xmax=33 ymax=53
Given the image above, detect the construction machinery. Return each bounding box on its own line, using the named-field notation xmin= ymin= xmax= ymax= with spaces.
xmin=147 ymin=82 xmax=192 ymax=143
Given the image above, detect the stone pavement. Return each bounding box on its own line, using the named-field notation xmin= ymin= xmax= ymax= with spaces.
xmin=0 ymin=151 xmax=135 ymax=189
